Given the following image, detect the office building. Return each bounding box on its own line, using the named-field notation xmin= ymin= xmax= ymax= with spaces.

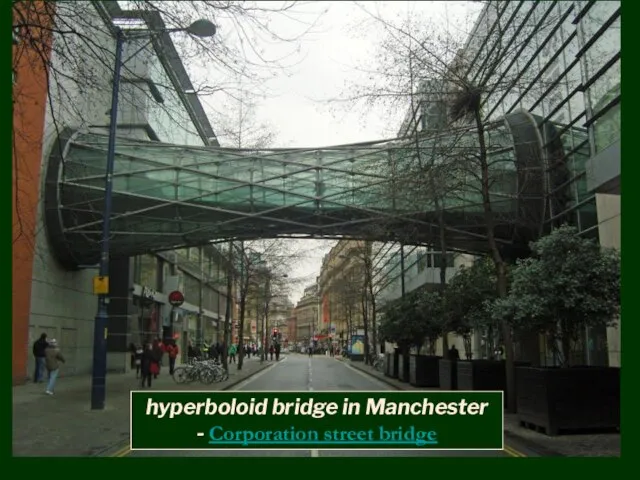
xmin=12 ymin=1 xmax=236 ymax=383
xmin=376 ymin=0 xmax=620 ymax=365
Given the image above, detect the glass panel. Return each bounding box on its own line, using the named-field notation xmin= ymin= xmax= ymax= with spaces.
xmin=589 ymin=58 xmax=620 ymax=152
xmin=578 ymin=197 xmax=598 ymax=231
xmin=139 ymin=254 xmax=157 ymax=289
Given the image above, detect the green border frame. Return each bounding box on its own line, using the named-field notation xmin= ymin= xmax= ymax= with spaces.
xmin=8 ymin=0 xmax=628 ymax=472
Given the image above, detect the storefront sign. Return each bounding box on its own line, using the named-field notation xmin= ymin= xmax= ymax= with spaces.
xmin=141 ymin=286 xmax=158 ymax=300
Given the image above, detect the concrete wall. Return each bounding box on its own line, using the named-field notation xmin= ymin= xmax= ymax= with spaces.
xmin=596 ymin=193 xmax=621 ymax=367
xmin=28 ymin=1 xmax=116 ymax=378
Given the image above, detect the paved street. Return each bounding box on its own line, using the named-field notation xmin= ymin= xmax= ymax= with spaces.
xmin=127 ymin=354 xmax=510 ymax=457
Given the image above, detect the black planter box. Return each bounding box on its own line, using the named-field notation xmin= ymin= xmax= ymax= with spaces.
xmin=398 ymin=354 xmax=411 ymax=382
xmin=439 ymin=359 xmax=458 ymax=390
xmin=457 ymin=360 xmax=505 ymax=391
xmin=516 ymin=366 xmax=620 ymax=436
xmin=410 ymin=355 xmax=441 ymax=387
xmin=385 ymin=353 xmax=392 ymax=377
xmin=386 ymin=351 xmax=399 ymax=379
xmin=457 ymin=360 xmax=530 ymax=407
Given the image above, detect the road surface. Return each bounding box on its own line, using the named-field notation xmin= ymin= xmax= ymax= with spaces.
xmin=126 ymin=354 xmax=513 ymax=457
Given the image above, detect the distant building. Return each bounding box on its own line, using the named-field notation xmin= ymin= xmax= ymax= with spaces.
xmin=294 ymin=284 xmax=319 ymax=343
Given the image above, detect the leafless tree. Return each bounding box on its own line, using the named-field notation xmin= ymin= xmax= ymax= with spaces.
xmin=236 ymin=239 xmax=294 ymax=368
xmin=12 ymin=0 xmax=322 ymax=252
xmin=340 ymin=2 xmax=579 ymax=411
xmin=333 ymin=271 xmax=360 ymax=345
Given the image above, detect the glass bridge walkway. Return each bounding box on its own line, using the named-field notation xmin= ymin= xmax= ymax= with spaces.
xmin=44 ymin=110 xmax=581 ymax=269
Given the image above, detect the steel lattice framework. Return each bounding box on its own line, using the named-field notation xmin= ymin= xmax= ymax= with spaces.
xmin=45 ymin=110 xmax=578 ymax=270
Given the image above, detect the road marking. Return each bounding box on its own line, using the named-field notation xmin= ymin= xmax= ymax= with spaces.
xmin=308 ymin=358 xmax=318 ymax=455
xmin=111 ymin=445 xmax=130 ymax=457
xmin=504 ymin=445 xmax=527 ymax=457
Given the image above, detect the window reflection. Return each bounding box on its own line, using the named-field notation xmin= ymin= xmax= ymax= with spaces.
xmin=592 ymin=83 xmax=620 ymax=153
xmin=138 ymin=254 xmax=157 ymax=288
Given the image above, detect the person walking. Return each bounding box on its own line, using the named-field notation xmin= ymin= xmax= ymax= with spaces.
xmin=152 ymin=339 xmax=163 ymax=378
xmin=228 ymin=343 xmax=237 ymax=364
xmin=208 ymin=342 xmax=219 ymax=362
xmin=140 ymin=343 xmax=155 ymax=388
xmin=165 ymin=340 xmax=179 ymax=375
xmin=32 ymin=333 xmax=48 ymax=383
xmin=134 ymin=344 xmax=143 ymax=378
xmin=44 ymin=339 xmax=65 ymax=395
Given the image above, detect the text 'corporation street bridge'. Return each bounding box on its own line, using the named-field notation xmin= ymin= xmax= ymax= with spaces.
xmin=44 ymin=110 xmax=585 ymax=270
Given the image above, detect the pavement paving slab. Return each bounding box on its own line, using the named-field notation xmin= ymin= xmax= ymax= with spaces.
xmin=12 ymin=356 xmax=272 ymax=457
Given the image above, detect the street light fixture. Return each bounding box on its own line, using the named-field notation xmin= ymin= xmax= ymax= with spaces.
xmin=185 ymin=19 xmax=217 ymax=38
xmin=90 ymin=19 xmax=216 ymax=411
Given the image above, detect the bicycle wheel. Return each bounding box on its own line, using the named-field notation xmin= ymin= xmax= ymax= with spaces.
xmin=215 ymin=367 xmax=229 ymax=382
xmin=210 ymin=368 xmax=223 ymax=382
xmin=173 ymin=367 xmax=188 ymax=384
xmin=185 ymin=368 xmax=198 ymax=383
xmin=199 ymin=369 xmax=215 ymax=385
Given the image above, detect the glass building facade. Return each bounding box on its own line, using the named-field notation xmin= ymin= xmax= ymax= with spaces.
xmin=372 ymin=1 xmax=620 ymax=365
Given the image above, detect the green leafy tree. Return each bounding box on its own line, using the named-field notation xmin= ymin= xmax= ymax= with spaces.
xmin=417 ymin=289 xmax=446 ymax=355
xmin=491 ymin=225 xmax=620 ymax=367
xmin=445 ymin=257 xmax=500 ymax=359
xmin=378 ymin=288 xmax=445 ymax=356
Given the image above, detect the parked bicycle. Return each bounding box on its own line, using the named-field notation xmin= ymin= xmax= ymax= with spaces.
xmin=372 ymin=354 xmax=385 ymax=373
xmin=172 ymin=359 xmax=229 ymax=385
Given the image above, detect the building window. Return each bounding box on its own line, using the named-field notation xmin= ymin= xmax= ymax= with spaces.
xmin=138 ymin=254 xmax=157 ymax=288
xmin=184 ymin=274 xmax=200 ymax=303
xmin=417 ymin=253 xmax=428 ymax=273
xmin=592 ymin=83 xmax=620 ymax=153
xmin=578 ymin=197 xmax=598 ymax=231
xmin=423 ymin=252 xmax=455 ymax=269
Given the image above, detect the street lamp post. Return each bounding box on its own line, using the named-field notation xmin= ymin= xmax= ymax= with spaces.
xmin=90 ymin=19 xmax=216 ymax=411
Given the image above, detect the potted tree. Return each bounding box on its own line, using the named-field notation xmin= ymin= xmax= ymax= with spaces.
xmin=492 ymin=225 xmax=620 ymax=435
xmin=378 ymin=291 xmax=424 ymax=383
xmin=443 ymin=258 xmax=519 ymax=398
xmin=379 ymin=301 xmax=401 ymax=379
xmin=410 ymin=289 xmax=445 ymax=387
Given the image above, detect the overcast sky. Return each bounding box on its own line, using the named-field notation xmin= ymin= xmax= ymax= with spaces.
xmin=181 ymin=1 xmax=482 ymax=303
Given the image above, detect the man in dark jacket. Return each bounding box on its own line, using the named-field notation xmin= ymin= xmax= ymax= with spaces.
xmin=208 ymin=343 xmax=218 ymax=361
xmin=32 ymin=333 xmax=48 ymax=383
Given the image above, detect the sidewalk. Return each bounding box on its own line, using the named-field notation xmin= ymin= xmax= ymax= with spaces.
xmin=13 ymin=356 xmax=274 ymax=456
xmin=340 ymin=357 xmax=620 ymax=457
